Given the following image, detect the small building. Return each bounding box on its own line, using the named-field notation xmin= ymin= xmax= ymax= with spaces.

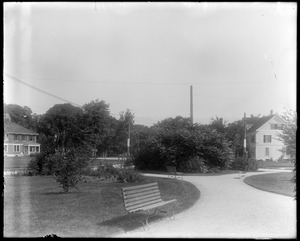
xmin=4 ymin=122 xmax=41 ymax=157
xmin=246 ymin=111 xmax=288 ymax=161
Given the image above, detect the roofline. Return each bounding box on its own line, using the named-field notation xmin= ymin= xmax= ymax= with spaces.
xmin=255 ymin=114 xmax=285 ymax=131
xmin=5 ymin=132 xmax=39 ymax=135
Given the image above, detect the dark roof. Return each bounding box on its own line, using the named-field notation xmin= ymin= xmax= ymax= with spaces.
xmin=4 ymin=122 xmax=38 ymax=135
xmin=246 ymin=115 xmax=275 ymax=132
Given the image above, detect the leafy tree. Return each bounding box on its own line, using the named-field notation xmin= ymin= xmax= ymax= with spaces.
xmin=210 ymin=116 xmax=227 ymax=134
xmin=82 ymin=99 xmax=112 ymax=156
xmin=225 ymin=120 xmax=244 ymax=158
xmin=134 ymin=118 xmax=234 ymax=172
xmin=130 ymin=124 xmax=151 ymax=155
xmin=52 ymin=148 xmax=90 ymax=193
xmin=4 ymin=103 xmax=35 ymax=129
xmin=31 ymin=103 xmax=95 ymax=192
xmin=111 ymin=109 xmax=135 ymax=155
xmin=152 ymin=116 xmax=192 ymax=132
xmin=278 ymin=109 xmax=296 ymax=198
xmin=278 ymin=109 xmax=297 ymax=163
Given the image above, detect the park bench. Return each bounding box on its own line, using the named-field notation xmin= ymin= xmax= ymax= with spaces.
xmin=166 ymin=165 xmax=183 ymax=179
xmin=121 ymin=182 xmax=177 ymax=230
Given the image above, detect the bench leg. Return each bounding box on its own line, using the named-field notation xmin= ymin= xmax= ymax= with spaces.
xmin=169 ymin=202 xmax=176 ymax=220
xmin=140 ymin=209 xmax=159 ymax=230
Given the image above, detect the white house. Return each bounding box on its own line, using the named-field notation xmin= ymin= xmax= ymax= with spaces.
xmin=4 ymin=122 xmax=41 ymax=157
xmin=246 ymin=111 xmax=288 ymax=161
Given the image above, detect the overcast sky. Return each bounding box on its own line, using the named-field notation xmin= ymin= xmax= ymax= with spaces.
xmin=4 ymin=2 xmax=297 ymax=126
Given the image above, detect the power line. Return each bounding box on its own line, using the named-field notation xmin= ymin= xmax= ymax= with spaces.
xmin=4 ymin=73 xmax=129 ymax=118
xmin=16 ymin=76 xmax=283 ymax=85
xmin=5 ymin=73 xmax=82 ymax=107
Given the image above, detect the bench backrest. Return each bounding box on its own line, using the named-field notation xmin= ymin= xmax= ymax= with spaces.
xmin=122 ymin=182 xmax=162 ymax=213
xmin=166 ymin=165 xmax=177 ymax=173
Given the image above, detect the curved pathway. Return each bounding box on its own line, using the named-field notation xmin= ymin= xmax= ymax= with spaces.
xmin=114 ymin=169 xmax=296 ymax=238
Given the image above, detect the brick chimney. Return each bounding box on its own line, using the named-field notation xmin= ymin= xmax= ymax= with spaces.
xmin=270 ymin=110 xmax=273 ymax=115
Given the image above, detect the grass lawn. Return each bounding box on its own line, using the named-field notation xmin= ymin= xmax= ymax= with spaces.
xmin=4 ymin=175 xmax=200 ymax=237
xmin=257 ymin=160 xmax=294 ymax=169
xmin=244 ymin=172 xmax=296 ymax=197
xmin=142 ymin=169 xmax=254 ymax=176
xmin=4 ymin=157 xmax=125 ymax=170
xmin=4 ymin=156 xmax=34 ymax=169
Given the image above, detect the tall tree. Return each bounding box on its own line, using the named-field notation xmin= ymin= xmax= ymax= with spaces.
xmin=278 ymin=109 xmax=297 ymax=162
xmin=82 ymin=99 xmax=112 ymax=156
xmin=153 ymin=116 xmax=192 ymax=132
xmin=36 ymin=103 xmax=95 ymax=193
xmin=4 ymin=103 xmax=35 ymax=129
xmin=210 ymin=116 xmax=227 ymax=134
xmin=278 ymin=109 xmax=297 ymax=198
xmin=112 ymin=109 xmax=135 ymax=155
xmin=225 ymin=120 xmax=244 ymax=158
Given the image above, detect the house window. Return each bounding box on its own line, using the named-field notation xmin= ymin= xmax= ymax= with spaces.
xmin=265 ymin=147 xmax=270 ymax=156
xmin=14 ymin=145 xmax=20 ymax=152
xmin=36 ymin=146 xmax=40 ymax=153
xmin=14 ymin=135 xmax=18 ymax=141
xmin=4 ymin=134 xmax=8 ymax=141
xmin=271 ymin=124 xmax=284 ymax=130
xmin=29 ymin=136 xmax=33 ymax=142
xmin=30 ymin=146 xmax=35 ymax=152
xmin=4 ymin=145 xmax=8 ymax=152
xmin=263 ymin=135 xmax=272 ymax=143
xmin=22 ymin=135 xmax=26 ymax=141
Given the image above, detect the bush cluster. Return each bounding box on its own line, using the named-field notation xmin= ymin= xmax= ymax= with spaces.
xmin=84 ymin=163 xmax=145 ymax=183
xmin=230 ymin=157 xmax=258 ymax=171
xmin=133 ymin=126 xmax=234 ymax=173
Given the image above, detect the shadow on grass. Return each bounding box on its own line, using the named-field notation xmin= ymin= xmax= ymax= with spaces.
xmin=97 ymin=212 xmax=168 ymax=233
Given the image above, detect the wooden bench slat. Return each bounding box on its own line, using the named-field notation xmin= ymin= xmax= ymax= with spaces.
xmin=124 ymin=191 xmax=161 ymax=203
xmin=123 ymin=189 xmax=160 ymax=198
xmin=128 ymin=199 xmax=177 ymax=213
xmin=123 ymin=186 xmax=158 ymax=195
xmin=125 ymin=195 xmax=162 ymax=208
xmin=126 ymin=199 xmax=163 ymax=212
xmin=122 ymin=182 xmax=158 ymax=191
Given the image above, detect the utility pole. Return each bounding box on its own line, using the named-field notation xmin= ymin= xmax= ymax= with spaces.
xmin=243 ymin=113 xmax=247 ymax=159
xmin=190 ymin=85 xmax=193 ymax=124
xmin=127 ymin=119 xmax=131 ymax=158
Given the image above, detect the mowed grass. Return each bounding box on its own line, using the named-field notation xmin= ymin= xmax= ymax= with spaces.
xmin=4 ymin=175 xmax=200 ymax=237
xmin=4 ymin=156 xmax=34 ymax=169
xmin=244 ymin=172 xmax=296 ymax=197
xmin=4 ymin=156 xmax=125 ymax=169
xmin=257 ymin=160 xmax=294 ymax=169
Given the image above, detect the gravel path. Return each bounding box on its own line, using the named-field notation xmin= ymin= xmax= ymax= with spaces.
xmin=114 ymin=169 xmax=296 ymax=239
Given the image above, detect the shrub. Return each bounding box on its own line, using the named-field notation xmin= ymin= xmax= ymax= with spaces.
xmin=179 ymin=156 xmax=208 ymax=173
xmin=83 ymin=163 xmax=144 ymax=183
xmin=27 ymin=157 xmax=40 ymax=176
xmin=133 ymin=139 xmax=165 ymax=170
xmin=124 ymin=156 xmax=134 ymax=168
xmin=116 ymin=168 xmax=145 ymax=183
xmin=247 ymin=158 xmax=258 ymax=171
xmin=51 ymin=150 xmax=90 ymax=193
xmin=133 ymin=126 xmax=234 ymax=172
xmin=27 ymin=152 xmax=57 ymax=175
xmin=230 ymin=157 xmax=258 ymax=171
